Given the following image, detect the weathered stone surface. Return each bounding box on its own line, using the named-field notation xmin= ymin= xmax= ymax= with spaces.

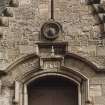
xmin=3 ymin=7 xmax=13 ymax=17
xmin=90 ymin=76 xmax=105 ymax=85
xmin=0 ymin=87 xmax=11 ymax=105
xmin=96 ymin=46 xmax=105 ymax=56
xmin=9 ymin=0 xmax=19 ymax=7
xmin=0 ymin=0 xmax=104 ymax=67
xmin=94 ymin=96 xmax=105 ymax=105
xmin=0 ymin=17 xmax=9 ymax=27
xmin=101 ymin=84 xmax=105 ymax=96
xmin=19 ymin=0 xmax=31 ymax=5
xmin=89 ymin=85 xmax=102 ymax=97
xmin=19 ymin=45 xmax=36 ymax=54
xmin=0 ymin=0 xmax=105 ymax=105
xmin=1 ymin=56 xmax=39 ymax=85
xmin=0 ymin=0 xmax=9 ymax=16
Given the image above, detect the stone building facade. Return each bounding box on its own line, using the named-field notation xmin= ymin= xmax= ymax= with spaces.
xmin=0 ymin=0 xmax=105 ymax=105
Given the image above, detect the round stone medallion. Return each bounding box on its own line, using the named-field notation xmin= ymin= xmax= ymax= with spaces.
xmin=41 ymin=21 xmax=62 ymax=40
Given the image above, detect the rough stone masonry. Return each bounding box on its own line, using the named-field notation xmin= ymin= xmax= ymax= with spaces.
xmin=0 ymin=0 xmax=105 ymax=105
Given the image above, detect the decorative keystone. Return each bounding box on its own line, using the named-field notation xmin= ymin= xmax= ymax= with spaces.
xmin=3 ymin=7 xmax=13 ymax=17
xmin=9 ymin=0 xmax=19 ymax=7
xmin=0 ymin=17 xmax=9 ymax=27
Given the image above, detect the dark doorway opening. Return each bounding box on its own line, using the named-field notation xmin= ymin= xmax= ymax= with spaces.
xmin=28 ymin=76 xmax=78 ymax=105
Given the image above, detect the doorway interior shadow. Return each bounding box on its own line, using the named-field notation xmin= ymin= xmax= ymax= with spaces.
xmin=28 ymin=76 xmax=78 ymax=105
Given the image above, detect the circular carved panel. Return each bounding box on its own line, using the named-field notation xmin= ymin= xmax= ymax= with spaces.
xmin=41 ymin=21 xmax=62 ymax=40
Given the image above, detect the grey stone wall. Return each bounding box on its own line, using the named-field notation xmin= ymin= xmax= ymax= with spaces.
xmin=0 ymin=0 xmax=105 ymax=105
xmin=0 ymin=0 xmax=105 ymax=69
xmin=0 ymin=0 xmax=9 ymax=15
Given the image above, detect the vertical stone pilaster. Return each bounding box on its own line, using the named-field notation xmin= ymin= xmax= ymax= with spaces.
xmin=19 ymin=86 xmax=23 ymax=105
xmin=24 ymin=85 xmax=28 ymax=105
xmin=14 ymin=81 xmax=20 ymax=104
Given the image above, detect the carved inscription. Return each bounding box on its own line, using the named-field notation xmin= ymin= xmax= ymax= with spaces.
xmin=43 ymin=60 xmax=61 ymax=70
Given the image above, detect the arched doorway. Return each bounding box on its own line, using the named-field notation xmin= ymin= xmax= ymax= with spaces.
xmin=27 ymin=76 xmax=79 ymax=105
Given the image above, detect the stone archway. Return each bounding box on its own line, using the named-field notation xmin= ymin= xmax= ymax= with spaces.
xmin=27 ymin=75 xmax=78 ymax=105
xmin=2 ymin=53 xmax=99 ymax=105
xmin=20 ymin=69 xmax=88 ymax=105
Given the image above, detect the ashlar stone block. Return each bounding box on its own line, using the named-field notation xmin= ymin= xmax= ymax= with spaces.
xmin=94 ymin=96 xmax=105 ymax=105
xmin=89 ymin=85 xmax=102 ymax=97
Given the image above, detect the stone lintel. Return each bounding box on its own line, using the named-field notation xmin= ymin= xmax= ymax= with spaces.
xmin=36 ymin=41 xmax=68 ymax=46
xmin=36 ymin=41 xmax=68 ymax=56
